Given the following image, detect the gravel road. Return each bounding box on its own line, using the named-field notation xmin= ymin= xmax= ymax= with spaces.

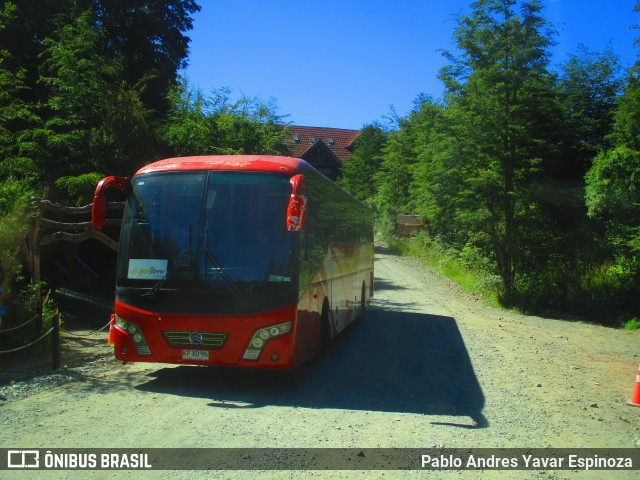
xmin=1 ymin=246 xmax=639 ymax=479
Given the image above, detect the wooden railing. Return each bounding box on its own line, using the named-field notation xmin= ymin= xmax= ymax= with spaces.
xmin=30 ymin=198 xmax=124 ymax=251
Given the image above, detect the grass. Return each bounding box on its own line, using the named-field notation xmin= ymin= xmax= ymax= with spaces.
xmin=386 ymin=234 xmax=640 ymax=330
xmin=388 ymin=234 xmax=502 ymax=309
xmin=622 ymin=317 xmax=640 ymax=331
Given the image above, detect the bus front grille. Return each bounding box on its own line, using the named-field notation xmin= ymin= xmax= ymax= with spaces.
xmin=163 ymin=331 xmax=228 ymax=348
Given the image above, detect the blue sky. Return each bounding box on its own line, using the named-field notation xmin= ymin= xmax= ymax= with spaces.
xmin=183 ymin=0 xmax=639 ymax=130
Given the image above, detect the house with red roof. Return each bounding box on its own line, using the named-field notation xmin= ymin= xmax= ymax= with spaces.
xmin=282 ymin=125 xmax=360 ymax=181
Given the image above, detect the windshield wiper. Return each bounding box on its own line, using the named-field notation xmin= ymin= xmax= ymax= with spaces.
xmin=142 ymin=275 xmax=167 ymax=298
xmin=203 ymin=223 xmax=243 ymax=298
xmin=175 ymin=224 xmax=197 ymax=278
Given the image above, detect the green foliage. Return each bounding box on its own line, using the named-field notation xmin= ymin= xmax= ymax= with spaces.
xmin=55 ymin=172 xmax=104 ymax=206
xmin=0 ymin=284 xmax=60 ymax=354
xmin=94 ymin=0 xmax=201 ymax=115
xmin=35 ymin=10 xmax=156 ymax=179
xmin=0 ymin=3 xmax=41 ymax=182
xmin=0 ymin=178 xmax=37 ymax=351
xmin=0 ymin=178 xmax=34 ymax=281
xmin=428 ymin=0 xmax=559 ymax=300
xmin=0 ymin=1 xmax=205 ymax=357
xmin=559 ymin=44 xmax=621 ymax=174
xmin=390 ymin=233 xmax=501 ymax=306
xmin=585 ymin=147 xmax=640 ymax=228
xmin=1 ymin=0 xmax=639 ymax=331
xmin=610 ymin=65 xmax=640 ymax=150
xmin=347 ymin=0 xmax=638 ymax=325
xmin=374 ymin=123 xmax=416 ymax=218
xmin=581 ymin=64 xmax=640 ymax=321
xmin=623 ymin=317 xmax=640 ymax=330
xmin=584 ymin=61 xmax=640 ymax=285
xmin=338 ymin=123 xmax=387 ymax=204
xmin=162 ymin=78 xmax=289 ymax=157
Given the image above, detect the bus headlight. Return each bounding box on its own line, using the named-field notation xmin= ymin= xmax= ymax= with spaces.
xmin=243 ymin=321 xmax=292 ymax=361
xmin=115 ymin=315 xmax=151 ymax=356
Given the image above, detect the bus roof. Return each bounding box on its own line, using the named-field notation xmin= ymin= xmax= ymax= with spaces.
xmin=135 ymin=155 xmax=308 ymax=176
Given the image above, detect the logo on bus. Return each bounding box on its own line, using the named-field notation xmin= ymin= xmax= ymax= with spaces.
xmin=189 ymin=332 xmax=203 ymax=345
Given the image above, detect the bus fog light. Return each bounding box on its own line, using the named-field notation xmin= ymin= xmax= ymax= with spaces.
xmin=137 ymin=345 xmax=151 ymax=355
xmin=271 ymin=354 xmax=279 ymax=361
xmin=243 ymin=349 xmax=260 ymax=360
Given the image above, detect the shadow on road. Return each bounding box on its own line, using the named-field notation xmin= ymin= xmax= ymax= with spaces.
xmin=371 ymin=279 xmax=407 ymax=292
xmin=136 ymin=306 xmax=487 ymax=429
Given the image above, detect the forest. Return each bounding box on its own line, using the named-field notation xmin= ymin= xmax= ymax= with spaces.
xmin=0 ymin=0 xmax=639 ymax=342
xmin=339 ymin=0 xmax=640 ymax=327
xmin=0 ymin=0 xmax=291 ymax=343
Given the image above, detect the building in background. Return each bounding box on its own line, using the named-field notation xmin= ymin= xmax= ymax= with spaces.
xmin=283 ymin=126 xmax=360 ymax=181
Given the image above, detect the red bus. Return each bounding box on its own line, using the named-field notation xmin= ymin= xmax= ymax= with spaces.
xmin=92 ymin=155 xmax=374 ymax=369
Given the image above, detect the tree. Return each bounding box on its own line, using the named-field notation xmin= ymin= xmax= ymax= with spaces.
xmin=374 ymin=100 xmax=447 ymax=224
xmin=0 ymin=2 xmax=40 ymax=182
xmin=94 ymin=0 xmax=201 ymax=116
xmin=585 ymin=60 xmax=640 ymax=263
xmin=338 ymin=123 xmax=387 ymax=203
xmin=580 ymin=2 xmax=640 ymax=316
xmin=0 ymin=0 xmax=200 ymax=182
xmin=374 ymin=117 xmax=418 ymax=221
xmin=559 ymin=44 xmax=622 ymax=179
xmin=28 ymin=10 xmax=155 ymax=180
xmin=0 ymin=0 xmax=77 ymax=106
xmin=586 ymin=146 xmax=640 ymax=252
xmin=437 ymin=0 xmax=557 ymax=301
xmin=412 ymin=98 xmax=468 ymax=244
xmin=609 ymin=65 xmax=640 ymax=151
xmin=40 ymin=10 xmax=121 ymax=173
xmin=162 ymin=78 xmax=289 ymax=157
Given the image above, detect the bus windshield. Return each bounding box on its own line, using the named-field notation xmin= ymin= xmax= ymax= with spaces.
xmin=116 ymin=171 xmax=295 ymax=313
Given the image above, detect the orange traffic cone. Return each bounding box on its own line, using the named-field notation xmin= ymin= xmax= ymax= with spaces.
xmin=629 ymin=364 xmax=640 ymax=407
xmin=107 ymin=315 xmax=115 ymax=346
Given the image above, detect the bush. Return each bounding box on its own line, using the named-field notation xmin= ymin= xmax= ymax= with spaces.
xmin=391 ymin=231 xmax=640 ymax=326
xmin=390 ymin=232 xmax=502 ymax=304
xmin=55 ymin=172 xmax=104 ymax=206
xmin=0 ymin=179 xmax=61 ymax=354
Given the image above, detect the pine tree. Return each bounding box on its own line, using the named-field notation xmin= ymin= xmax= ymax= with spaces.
xmin=438 ymin=0 xmax=557 ymax=301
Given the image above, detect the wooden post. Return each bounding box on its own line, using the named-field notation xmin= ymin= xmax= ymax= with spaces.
xmin=31 ymin=188 xmax=47 ymax=341
xmin=52 ymin=314 xmax=60 ymax=370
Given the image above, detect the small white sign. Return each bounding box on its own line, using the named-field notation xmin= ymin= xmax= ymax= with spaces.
xmin=128 ymin=259 xmax=168 ymax=280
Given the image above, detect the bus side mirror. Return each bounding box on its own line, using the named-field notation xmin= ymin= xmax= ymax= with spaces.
xmin=286 ymin=174 xmax=307 ymax=232
xmin=92 ymin=195 xmax=107 ymax=229
xmin=92 ymin=176 xmax=129 ymax=229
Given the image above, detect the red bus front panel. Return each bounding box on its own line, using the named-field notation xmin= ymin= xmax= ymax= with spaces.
xmin=111 ymin=301 xmax=298 ymax=369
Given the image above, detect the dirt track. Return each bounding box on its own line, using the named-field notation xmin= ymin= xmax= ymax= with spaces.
xmin=1 ymin=246 xmax=639 ymax=479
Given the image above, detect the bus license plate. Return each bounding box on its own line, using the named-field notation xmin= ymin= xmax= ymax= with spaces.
xmin=182 ymin=349 xmax=209 ymax=361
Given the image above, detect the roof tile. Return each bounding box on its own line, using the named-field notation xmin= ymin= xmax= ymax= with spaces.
xmin=283 ymin=125 xmax=360 ymax=163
